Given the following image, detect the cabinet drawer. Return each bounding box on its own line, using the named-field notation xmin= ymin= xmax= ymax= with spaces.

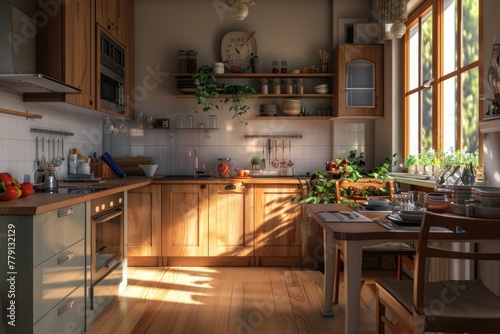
xmin=33 ymin=240 xmax=85 ymax=323
xmin=33 ymin=203 xmax=85 ymax=266
xmin=34 ymin=284 xmax=85 ymax=334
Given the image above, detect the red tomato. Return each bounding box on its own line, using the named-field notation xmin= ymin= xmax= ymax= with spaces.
xmin=0 ymin=185 xmax=22 ymax=201
xmin=20 ymin=182 xmax=34 ymax=198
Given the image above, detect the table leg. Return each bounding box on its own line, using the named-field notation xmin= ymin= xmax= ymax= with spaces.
xmin=321 ymin=228 xmax=335 ymax=316
xmin=343 ymin=240 xmax=363 ymax=334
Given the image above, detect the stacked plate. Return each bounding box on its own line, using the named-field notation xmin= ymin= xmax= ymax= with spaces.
xmin=259 ymin=103 xmax=278 ymax=116
xmin=471 ymin=187 xmax=500 ymax=207
xmin=177 ymin=79 xmax=196 ymax=94
xmin=282 ymin=99 xmax=301 ymax=116
xmin=449 ymin=185 xmax=473 ymax=204
xmin=424 ymin=192 xmax=450 ymax=211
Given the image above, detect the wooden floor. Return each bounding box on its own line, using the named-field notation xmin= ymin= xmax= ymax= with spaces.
xmin=85 ymin=267 xmax=400 ymax=334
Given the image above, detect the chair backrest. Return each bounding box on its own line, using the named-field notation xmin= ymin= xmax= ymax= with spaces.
xmin=335 ymin=178 xmax=395 ymax=202
xmin=413 ymin=212 xmax=500 ymax=314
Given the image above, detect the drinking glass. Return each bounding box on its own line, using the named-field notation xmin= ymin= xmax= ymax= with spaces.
xmin=209 ymin=115 xmax=217 ymax=128
xmin=176 ymin=115 xmax=184 ymax=128
xmin=185 ymin=115 xmax=193 ymax=128
xmin=392 ymin=192 xmax=413 ymax=213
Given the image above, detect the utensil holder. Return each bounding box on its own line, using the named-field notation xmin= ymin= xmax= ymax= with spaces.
xmin=90 ymin=162 xmax=114 ymax=178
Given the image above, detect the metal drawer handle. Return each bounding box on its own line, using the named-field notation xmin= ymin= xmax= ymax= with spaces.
xmin=58 ymin=252 xmax=74 ymax=265
xmin=57 ymin=208 xmax=74 ymax=218
xmin=225 ymin=184 xmax=236 ymax=190
xmin=58 ymin=298 xmax=75 ymax=316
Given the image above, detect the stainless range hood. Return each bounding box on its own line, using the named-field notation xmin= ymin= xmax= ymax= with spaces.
xmin=0 ymin=0 xmax=81 ymax=94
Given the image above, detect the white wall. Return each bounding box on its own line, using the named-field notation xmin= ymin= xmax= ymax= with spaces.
xmin=108 ymin=0 xmax=379 ymax=176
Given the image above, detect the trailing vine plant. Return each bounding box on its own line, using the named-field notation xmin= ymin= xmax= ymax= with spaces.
xmin=193 ymin=65 xmax=257 ymax=124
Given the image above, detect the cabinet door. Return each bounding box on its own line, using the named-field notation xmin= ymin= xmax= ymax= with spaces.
xmin=35 ymin=0 xmax=95 ymax=109
xmin=334 ymin=44 xmax=384 ymax=117
xmin=162 ymin=184 xmax=209 ymax=256
xmin=127 ymin=185 xmax=161 ymax=256
xmin=254 ymin=185 xmax=303 ymax=256
xmin=96 ymin=0 xmax=129 ymax=46
xmin=208 ymin=183 xmax=254 ymax=256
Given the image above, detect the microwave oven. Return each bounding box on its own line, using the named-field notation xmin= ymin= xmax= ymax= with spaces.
xmin=100 ymin=32 xmax=125 ymax=114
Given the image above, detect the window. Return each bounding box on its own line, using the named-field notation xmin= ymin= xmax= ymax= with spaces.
xmin=404 ymin=0 xmax=480 ymax=159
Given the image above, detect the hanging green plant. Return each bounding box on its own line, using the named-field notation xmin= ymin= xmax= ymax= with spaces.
xmin=193 ymin=65 xmax=257 ymax=124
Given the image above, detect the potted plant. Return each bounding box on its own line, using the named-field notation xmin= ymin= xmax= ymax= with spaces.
xmin=402 ymin=154 xmax=417 ymax=173
xmin=250 ymin=156 xmax=261 ymax=170
xmin=193 ymin=65 xmax=257 ymax=124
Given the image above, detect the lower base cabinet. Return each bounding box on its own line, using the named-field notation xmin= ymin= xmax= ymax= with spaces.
xmin=254 ymin=184 xmax=304 ymax=258
xmin=127 ymin=185 xmax=162 ymax=257
xmin=161 ymin=182 xmax=254 ymax=259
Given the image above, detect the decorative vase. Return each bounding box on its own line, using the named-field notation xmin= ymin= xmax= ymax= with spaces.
xmin=252 ymin=164 xmax=260 ymax=170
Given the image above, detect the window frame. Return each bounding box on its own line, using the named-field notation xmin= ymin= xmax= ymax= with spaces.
xmin=402 ymin=0 xmax=483 ymax=162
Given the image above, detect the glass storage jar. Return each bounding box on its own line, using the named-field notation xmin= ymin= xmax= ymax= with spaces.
xmin=217 ymin=158 xmax=231 ymax=177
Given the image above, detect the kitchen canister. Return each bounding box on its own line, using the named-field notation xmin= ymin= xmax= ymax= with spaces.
xmin=213 ymin=62 xmax=224 ymax=74
xmin=217 ymin=158 xmax=231 ymax=177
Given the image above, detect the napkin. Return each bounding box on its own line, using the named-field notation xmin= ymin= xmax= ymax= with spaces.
xmin=317 ymin=211 xmax=373 ymax=222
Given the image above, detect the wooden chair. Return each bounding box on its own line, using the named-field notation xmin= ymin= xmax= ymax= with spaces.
xmin=375 ymin=212 xmax=500 ymax=334
xmin=333 ymin=178 xmax=416 ymax=304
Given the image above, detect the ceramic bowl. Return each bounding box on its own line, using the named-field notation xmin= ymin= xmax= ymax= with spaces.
xmin=367 ymin=197 xmax=390 ymax=207
xmin=139 ymin=164 xmax=158 ymax=177
xmin=314 ymin=84 xmax=328 ymax=94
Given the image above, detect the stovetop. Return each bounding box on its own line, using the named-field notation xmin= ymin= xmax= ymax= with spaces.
xmin=35 ymin=187 xmax=110 ymax=194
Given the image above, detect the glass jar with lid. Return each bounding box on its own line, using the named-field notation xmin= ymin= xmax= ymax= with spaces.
xmin=217 ymin=158 xmax=231 ymax=177
xmin=272 ymin=78 xmax=281 ymax=94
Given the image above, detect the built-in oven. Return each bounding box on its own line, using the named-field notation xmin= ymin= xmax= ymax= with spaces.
xmin=100 ymin=31 xmax=125 ymax=114
xmin=89 ymin=192 xmax=124 ymax=319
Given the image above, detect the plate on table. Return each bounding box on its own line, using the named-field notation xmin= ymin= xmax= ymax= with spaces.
xmin=360 ymin=202 xmax=391 ymax=211
xmin=386 ymin=214 xmax=422 ymax=226
xmin=398 ymin=210 xmax=425 ymax=222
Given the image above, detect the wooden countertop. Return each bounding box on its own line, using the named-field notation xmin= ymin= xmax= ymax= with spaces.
xmin=0 ymin=178 xmax=151 ymax=215
xmin=0 ymin=176 xmax=305 ymax=216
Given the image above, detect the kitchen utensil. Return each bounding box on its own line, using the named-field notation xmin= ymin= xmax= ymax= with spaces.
xmin=267 ymin=139 xmax=272 ymax=166
xmin=286 ymin=139 xmax=294 ymax=167
xmin=41 ymin=136 xmax=46 ymax=168
xmin=35 ymin=136 xmax=41 ymax=170
xmin=60 ymin=138 xmax=65 ymax=161
xmin=261 ymin=140 xmax=266 ymax=170
xmin=271 ymin=139 xmax=279 ymax=168
xmin=280 ymin=139 xmax=286 ymax=168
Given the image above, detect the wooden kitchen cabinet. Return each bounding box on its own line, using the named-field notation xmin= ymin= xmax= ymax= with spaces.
xmin=161 ymin=182 xmax=254 ymax=262
xmin=161 ymin=184 xmax=209 ymax=257
xmin=34 ymin=0 xmax=96 ymax=111
xmin=334 ymin=44 xmax=384 ymax=117
xmin=29 ymin=0 xmax=134 ymax=119
xmin=208 ymin=183 xmax=254 ymax=256
xmin=96 ymin=0 xmax=129 ymax=46
xmin=254 ymin=184 xmax=304 ymax=264
xmin=127 ymin=185 xmax=162 ymax=266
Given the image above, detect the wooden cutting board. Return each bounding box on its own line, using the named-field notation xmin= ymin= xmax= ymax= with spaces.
xmin=114 ymin=157 xmax=152 ymax=174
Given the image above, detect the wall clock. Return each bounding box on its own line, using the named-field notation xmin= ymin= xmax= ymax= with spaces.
xmin=220 ymin=31 xmax=257 ymax=72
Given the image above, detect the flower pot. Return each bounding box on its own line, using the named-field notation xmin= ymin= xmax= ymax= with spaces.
xmin=252 ymin=165 xmax=260 ymax=170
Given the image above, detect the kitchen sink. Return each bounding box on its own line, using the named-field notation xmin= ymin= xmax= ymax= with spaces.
xmin=158 ymin=175 xmax=215 ymax=180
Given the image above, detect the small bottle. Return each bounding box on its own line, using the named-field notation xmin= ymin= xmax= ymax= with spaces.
xmin=280 ymin=60 xmax=288 ymax=73
xmin=260 ymin=78 xmax=269 ymax=94
xmin=272 ymin=60 xmax=280 ymax=73
xmin=285 ymin=78 xmax=293 ymax=94
xmin=272 ymin=78 xmax=281 ymax=94
xmin=296 ymin=78 xmax=304 ymax=94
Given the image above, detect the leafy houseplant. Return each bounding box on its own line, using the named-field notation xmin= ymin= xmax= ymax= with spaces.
xmin=193 ymin=65 xmax=257 ymax=124
xmin=402 ymin=154 xmax=417 ymax=173
xmin=250 ymin=156 xmax=261 ymax=170
xmin=293 ymin=170 xmax=337 ymax=204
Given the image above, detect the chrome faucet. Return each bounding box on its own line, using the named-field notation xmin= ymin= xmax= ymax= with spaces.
xmin=189 ymin=148 xmax=204 ymax=177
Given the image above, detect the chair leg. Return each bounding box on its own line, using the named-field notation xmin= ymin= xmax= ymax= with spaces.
xmin=397 ymin=255 xmax=402 ymax=280
xmin=333 ymin=242 xmax=341 ymax=304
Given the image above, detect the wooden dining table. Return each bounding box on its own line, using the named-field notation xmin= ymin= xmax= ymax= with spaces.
xmin=306 ymin=203 xmax=455 ymax=334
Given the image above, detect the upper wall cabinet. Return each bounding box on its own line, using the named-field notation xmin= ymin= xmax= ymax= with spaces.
xmin=334 ymin=44 xmax=384 ymax=117
xmin=33 ymin=0 xmax=96 ymax=111
xmin=96 ymin=0 xmax=129 ymax=46
xmin=26 ymin=0 xmax=134 ymax=120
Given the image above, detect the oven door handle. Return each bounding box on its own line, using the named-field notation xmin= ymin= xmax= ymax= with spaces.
xmin=93 ymin=208 xmax=123 ymax=224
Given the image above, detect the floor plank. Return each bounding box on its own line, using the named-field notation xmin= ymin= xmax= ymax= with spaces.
xmin=85 ymin=267 xmax=398 ymax=334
